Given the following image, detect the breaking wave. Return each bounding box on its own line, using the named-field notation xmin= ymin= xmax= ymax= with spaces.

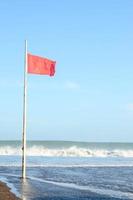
xmin=0 ymin=145 xmax=133 ymax=157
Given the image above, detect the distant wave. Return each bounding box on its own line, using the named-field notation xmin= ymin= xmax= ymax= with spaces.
xmin=0 ymin=145 xmax=133 ymax=157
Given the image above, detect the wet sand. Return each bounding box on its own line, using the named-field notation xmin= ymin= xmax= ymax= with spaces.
xmin=0 ymin=181 xmax=21 ymax=200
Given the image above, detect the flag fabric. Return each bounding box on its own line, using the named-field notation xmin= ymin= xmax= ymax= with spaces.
xmin=27 ymin=53 xmax=56 ymax=76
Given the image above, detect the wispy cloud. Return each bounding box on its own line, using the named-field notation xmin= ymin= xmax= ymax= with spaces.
xmin=64 ymin=81 xmax=80 ymax=90
xmin=0 ymin=78 xmax=81 ymax=92
xmin=127 ymin=103 xmax=133 ymax=111
xmin=0 ymin=79 xmax=23 ymax=88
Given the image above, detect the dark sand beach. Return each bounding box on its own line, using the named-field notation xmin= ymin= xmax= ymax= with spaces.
xmin=0 ymin=181 xmax=21 ymax=200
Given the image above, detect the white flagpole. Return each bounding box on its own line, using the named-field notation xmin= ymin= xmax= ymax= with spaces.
xmin=22 ymin=40 xmax=28 ymax=179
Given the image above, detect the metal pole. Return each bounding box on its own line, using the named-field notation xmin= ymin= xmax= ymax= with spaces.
xmin=22 ymin=40 xmax=27 ymax=179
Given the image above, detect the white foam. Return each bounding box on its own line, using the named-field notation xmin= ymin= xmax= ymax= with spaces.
xmin=1 ymin=173 xmax=133 ymax=200
xmin=0 ymin=175 xmax=21 ymax=198
xmin=28 ymin=176 xmax=133 ymax=200
xmin=0 ymin=145 xmax=133 ymax=157
xmin=1 ymin=164 xmax=133 ymax=168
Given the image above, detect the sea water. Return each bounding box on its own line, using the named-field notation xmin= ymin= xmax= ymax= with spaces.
xmin=0 ymin=141 xmax=133 ymax=200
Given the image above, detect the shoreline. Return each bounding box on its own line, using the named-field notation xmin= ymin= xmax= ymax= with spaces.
xmin=0 ymin=181 xmax=21 ymax=200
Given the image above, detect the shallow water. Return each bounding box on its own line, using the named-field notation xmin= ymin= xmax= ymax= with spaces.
xmin=0 ymin=165 xmax=133 ymax=200
xmin=0 ymin=141 xmax=133 ymax=199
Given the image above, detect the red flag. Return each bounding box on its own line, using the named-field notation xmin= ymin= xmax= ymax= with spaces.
xmin=27 ymin=53 xmax=56 ymax=76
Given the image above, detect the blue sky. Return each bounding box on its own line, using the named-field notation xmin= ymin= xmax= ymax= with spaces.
xmin=0 ymin=0 xmax=133 ymax=142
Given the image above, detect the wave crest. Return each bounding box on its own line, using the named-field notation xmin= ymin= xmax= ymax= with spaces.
xmin=0 ymin=145 xmax=133 ymax=157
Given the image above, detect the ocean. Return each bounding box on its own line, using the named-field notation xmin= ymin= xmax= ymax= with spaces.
xmin=0 ymin=141 xmax=133 ymax=200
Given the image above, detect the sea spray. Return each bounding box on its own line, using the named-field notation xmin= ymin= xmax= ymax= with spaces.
xmin=0 ymin=144 xmax=133 ymax=157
